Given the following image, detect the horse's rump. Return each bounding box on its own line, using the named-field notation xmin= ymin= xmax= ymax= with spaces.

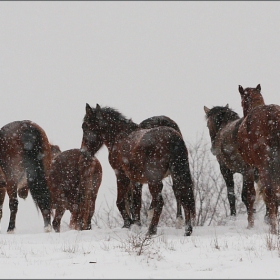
xmin=239 ymin=105 xmax=280 ymax=166
xmin=49 ymin=149 xmax=81 ymax=210
xmin=50 ymin=148 xmax=102 ymax=231
xmin=139 ymin=116 xmax=182 ymax=136
xmin=0 ymin=120 xmax=52 ymax=231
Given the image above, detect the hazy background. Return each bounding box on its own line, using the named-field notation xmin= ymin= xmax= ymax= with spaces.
xmin=1 ymin=1 xmax=280 ymax=232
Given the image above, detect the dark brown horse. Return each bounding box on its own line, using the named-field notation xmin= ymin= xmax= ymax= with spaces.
xmin=81 ymin=104 xmax=195 ymax=236
xmin=238 ymin=84 xmax=280 ymax=233
xmin=49 ymin=148 xmax=102 ymax=232
xmin=17 ymin=144 xmax=62 ymax=200
xmin=0 ymin=120 xmax=53 ymax=233
xmin=204 ymin=105 xmax=256 ymax=228
xmin=126 ymin=115 xmax=184 ymax=228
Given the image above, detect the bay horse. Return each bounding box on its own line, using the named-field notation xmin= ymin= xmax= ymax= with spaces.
xmin=204 ymin=105 xmax=256 ymax=228
xmin=17 ymin=144 xmax=62 ymax=200
xmin=49 ymin=148 xmax=102 ymax=232
xmin=238 ymin=84 xmax=280 ymax=233
xmin=0 ymin=120 xmax=53 ymax=233
xmin=81 ymin=104 xmax=195 ymax=236
xmin=126 ymin=115 xmax=184 ymax=229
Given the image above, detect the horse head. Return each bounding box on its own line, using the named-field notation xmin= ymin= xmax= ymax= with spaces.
xmin=238 ymin=84 xmax=265 ymax=117
xmin=204 ymin=104 xmax=239 ymax=156
xmin=81 ymin=103 xmax=104 ymax=157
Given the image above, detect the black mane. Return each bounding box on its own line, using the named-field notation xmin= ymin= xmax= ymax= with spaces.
xmin=206 ymin=106 xmax=240 ymax=130
xmin=84 ymin=105 xmax=139 ymax=133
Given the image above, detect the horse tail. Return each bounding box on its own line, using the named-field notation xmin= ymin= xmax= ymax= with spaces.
xmin=268 ymin=129 xmax=280 ymax=185
xmin=169 ymin=134 xmax=196 ymax=221
xmin=22 ymin=125 xmax=51 ymax=214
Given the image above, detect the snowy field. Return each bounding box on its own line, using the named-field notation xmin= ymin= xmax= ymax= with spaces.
xmin=0 ymin=194 xmax=280 ymax=279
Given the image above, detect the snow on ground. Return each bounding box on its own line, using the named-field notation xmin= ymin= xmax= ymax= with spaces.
xmin=0 ymin=194 xmax=280 ymax=279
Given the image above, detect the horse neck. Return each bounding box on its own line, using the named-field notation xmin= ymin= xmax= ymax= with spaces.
xmin=104 ymin=121 xmax=139 ymax=150
xmin=242 ymin=96 xmax=265 ymax=117
xmin=209 ymin=118 xmax=236 ymax=153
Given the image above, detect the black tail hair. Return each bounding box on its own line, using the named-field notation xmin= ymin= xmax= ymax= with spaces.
xmin=268 ymin=129 xmax=280 ymax=185
xmin=169 ymin=135 xmax=196 ymax=220
xmin=22 ymin=126 xmax=51 ymax=213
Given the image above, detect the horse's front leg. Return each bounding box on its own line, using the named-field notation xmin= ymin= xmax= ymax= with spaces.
xmin=259 ymin=168 xmax=278 ymax=234
xmin=220 ymin=166 xmax=236 ymax=216
xmin=6 ymin=184 xmax=18 ymax=233
xmin=52 ymin=207 xmax=66 ymax=232
xmin=131 ymin=182 xmax=142 ymax=226
xmin=242 ymin=170 xmax=256 ymax=229
xmin=147 ymin=181 xmax=164 ymax=235
xmin=116 ymin=171 xmax=133 ymax=228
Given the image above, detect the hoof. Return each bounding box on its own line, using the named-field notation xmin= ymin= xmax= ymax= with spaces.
xmin=7 ymin=226 xmax=15 ymax=234
xmin=147 ymin=208 xmax=154 ymax=224
xmin=175 ymin=216 xmax=184 ymax=229
xmin=122 ymin=219 xmax=133 ymax=229
xmin=147 ymin=225 xmax=157 ymax=236
xmin=133 ymin=220 xmax=142 ymax=227
xmin=264 ymin=215 xmax=270 ymax=225
xmin=184 ymin=225 xmax=193 ymax=236
xmin=44 ymin=224 xmax=52 ymax=233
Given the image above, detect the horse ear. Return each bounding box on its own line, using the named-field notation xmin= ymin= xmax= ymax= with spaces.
xmin=86 ymin=103 xmax=93 ymax=115
xmin=225 ymin=104 xmax=229 ymax=108
xmin=256 ymin=84 xmax=261 ymax=91
xmin=204 ymin=106 xmax=210 ymax=114
xmin=95 ymin=104 xmax=103 ymax=120
xmin=238 ymin=85 xmax=244 ymax=95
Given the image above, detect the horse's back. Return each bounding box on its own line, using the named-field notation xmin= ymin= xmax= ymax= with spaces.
xmin=110 ymin=126 xmax=184 ymax=183
xmin=118 ymin=126 xmax=183 ymax=157
xmin=238 ymin=104 xmax=280 ymax=166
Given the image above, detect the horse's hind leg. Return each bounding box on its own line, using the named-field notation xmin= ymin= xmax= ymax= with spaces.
xmin=131 ymin=182 xmax=142 ymax=226
xmin=172 ymin=184 xmax=184 ymax=229
xmin=172 ymin=184 xmax=194 ymax=236
xmin=220 ymin=166 xmax=236 ymax=216
xmin=52 ymin=207 xmax=65 ymax=232
xmin=147 ymin=181 xmax=164 ymax=235
xmin=6 ymin=184 xmax=18 ymax=233
xmin=242 ymin=170 xmax=256 ymax=229
xmin=0 ymin=187 xmax=6 ymax=231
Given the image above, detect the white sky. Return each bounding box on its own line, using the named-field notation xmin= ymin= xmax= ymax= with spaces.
xmin=1 ymin=1 xmax=280 ymax=210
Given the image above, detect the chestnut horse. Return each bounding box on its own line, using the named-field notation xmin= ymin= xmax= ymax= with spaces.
xmin=126 ymin=115 xmax=184 ymax=228
xmin=81 ymin=104 xmax=195 ymax=236
xmin=49 ymin=148 xmax=102 ymax=232
xmin=238 ymin=84 xmax=280 ymax=233
xmin=204 ymin=105 xmax=256 ymax=228
xmin=0 ymin=120 xmax=53 ymax=232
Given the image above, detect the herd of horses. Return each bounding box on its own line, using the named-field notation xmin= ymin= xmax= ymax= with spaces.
xmin=0 ymin=84 xmax=280 ymax=236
